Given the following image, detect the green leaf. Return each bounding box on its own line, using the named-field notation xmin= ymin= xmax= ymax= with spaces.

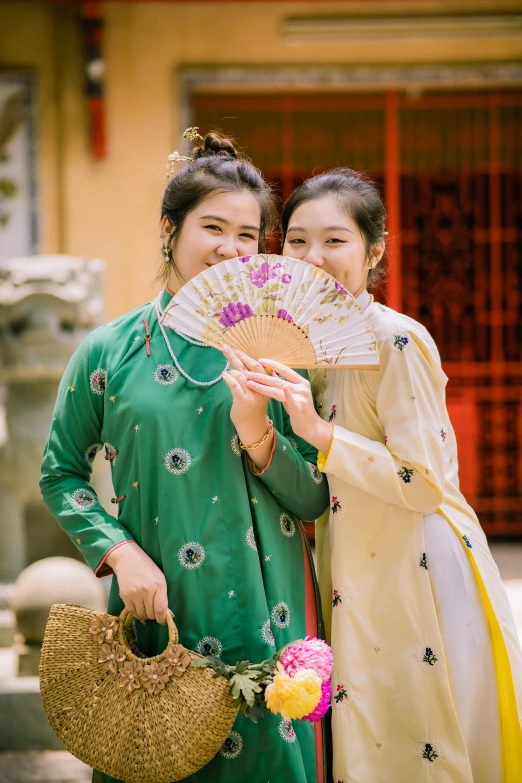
xmin=234 ymin=660 xmax=251 ymax=675
xmin=229 ymin=672 xmax=263 ymax=707
xmin=240 ymin=694 xmax=267 ymax=723
xmin=190 ymin=658 xmax=212 ymax=669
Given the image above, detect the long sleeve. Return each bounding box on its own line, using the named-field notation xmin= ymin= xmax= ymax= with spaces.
xmin=249 ymin=377 xmax=330 ymax=522
xmin=318 ymin=327 xmax=446 ymax=515
xmin=40 ymin=335 xmax=134 ymax=575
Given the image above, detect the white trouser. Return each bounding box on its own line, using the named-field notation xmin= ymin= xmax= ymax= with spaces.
xmin=424 ymin=512 xmax=502 ymax=783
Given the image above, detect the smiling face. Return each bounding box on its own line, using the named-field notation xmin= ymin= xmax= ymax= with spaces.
xmin=282 ymin=195 xmax=384 ymax=297
xmin=161 ymin=190 xmax=261 ymax=291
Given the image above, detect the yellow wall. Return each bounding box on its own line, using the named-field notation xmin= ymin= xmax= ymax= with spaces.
xmin=1 ymin=0 xmax=521 ymax=318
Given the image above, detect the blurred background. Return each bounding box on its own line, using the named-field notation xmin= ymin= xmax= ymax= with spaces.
xmin=0 ymin=0 xmax=521 ymax=780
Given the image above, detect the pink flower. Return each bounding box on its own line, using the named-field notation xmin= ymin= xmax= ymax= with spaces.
xmin=276 ymin=309 xmax=293 ymax=322
xmin=219 ymin=302 xmax=254 ymax=327
xmin=281 ymin=273 xmax=292 ymax=284
xmin=238 ymin=256 xmax=252 ymax=263
xmin=279 ymin=637 xmax=333 ymax=683
xmin=302 ymin=678 xmax=331 ymax=722
xmin=250 ymin=262 xmax=278 ymax=289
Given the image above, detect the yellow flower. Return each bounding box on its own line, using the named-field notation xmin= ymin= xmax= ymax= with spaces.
xmin=264 ymin=663 xmax=321 ymax=720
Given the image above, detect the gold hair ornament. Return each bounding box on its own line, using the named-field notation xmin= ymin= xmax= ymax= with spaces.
xmin=165 ymin=151 xmax=194 ymax=180
xmin=165 ymin=128 xmax=204 ymax=180
xmin=183 ymin=126 xmax=204 ymax=143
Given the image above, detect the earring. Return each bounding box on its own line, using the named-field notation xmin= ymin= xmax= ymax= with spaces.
xmin=369 ymin=259 xmax=378 ymax=269
xmin=163 ymin=240 xmax=170 ymax=264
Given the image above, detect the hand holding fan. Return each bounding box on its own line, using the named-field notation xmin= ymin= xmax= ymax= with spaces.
xmin=160 ymin=254 xmax=379 ymax=370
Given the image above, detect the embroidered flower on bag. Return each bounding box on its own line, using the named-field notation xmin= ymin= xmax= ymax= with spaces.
xmin=69 ymin=488 xmax=96 ymax=511
xmin=154 ymin=364 xmax=179 ymax=386
xmin=230 ymin=434 xmax=241 ymax=457
xmin=422 ymin=647 xmax=438 ymax=666
xmin=280 ymin=513 xmax=296 ymax=538
xmin=278 ymin=719 xmax=296 ymax=743
xmin=90 ymin=613 xmax=119 ymax=645
xmin=163 ymin=644 xmax=192 ymax=677
xmin=164 ymin=448 xmax=192 ymax=475
xmin=419 ymin=552 xmax=428 ymax=570
xmin=333 ymin=589 xmax=342 ymax=608
xmin=307 ymin=462 xmax=323 ymax=484
xmin=141 ymin=661 xmax=170 ymax=694
xmin=196 ymin=636 xmax=222 ymax=657
xmin=462 ymin=534 xmax=472 ymax=549
xmin=331 ymin=496 xmax=342 ymax=514
xmin=98 ymin=641 xmax=126 ymax=673
xmin=84 ymin=443 xmax=103 ymax=465
xmin=246 ymin=526 xmax=258 ymax=551
xmin=219 ymin=730 xmax=243 ymax=759
xmin=271 ymin=601 xmax=291 ymax=629
xmin=397 ymin=466 xmax=414 ymax=484
xmin=440 ymin=426 xmax=447 ymax=445
xmin=327 ymin=404 xmax=337 ymax=423
xmin=178 ymin=542 xmax=205 ymax=570
xmin=118 ymin=660 xmax=143 ymax=692
xmin=89 ymin=368 xmax=107 ymax=395
xmin=261 ymin=619 xmax=275 ymax=646
xmin=334 ymin=684 xmax=348 ymax=704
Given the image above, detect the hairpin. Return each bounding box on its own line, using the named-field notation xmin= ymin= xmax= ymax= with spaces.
xmin=182 ymin=126 xmax=204 ymax=143
xmin=165 ymin=128 xmax=206 ymax=180
xmin=165 ymin=151 xmax=195 ymax=180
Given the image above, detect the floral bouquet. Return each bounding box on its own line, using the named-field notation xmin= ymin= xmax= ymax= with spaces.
xmin=191 ymin=636 xmax=333 ymax=723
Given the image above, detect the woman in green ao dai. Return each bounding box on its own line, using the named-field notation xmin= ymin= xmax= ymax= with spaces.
xmin=40 ymin=132 xmax=329 ymax=783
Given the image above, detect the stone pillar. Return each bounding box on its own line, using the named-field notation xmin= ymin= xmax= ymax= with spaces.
xmin=0 ymin=255 xmax=107 ymax=583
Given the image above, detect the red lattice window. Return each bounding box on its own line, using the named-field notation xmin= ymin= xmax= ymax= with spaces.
xmin=193 ymin=89 xmax=522 ymax=535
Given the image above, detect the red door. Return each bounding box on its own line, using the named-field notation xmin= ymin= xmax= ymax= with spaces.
xmin=194 ymin=89 xmax=522 ymax=535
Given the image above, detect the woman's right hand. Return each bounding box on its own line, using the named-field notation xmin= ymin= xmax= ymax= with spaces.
xmin=105 ymin=541 xmax=169 ymax=624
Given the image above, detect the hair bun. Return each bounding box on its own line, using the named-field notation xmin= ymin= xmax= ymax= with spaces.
xmin=193 ymin=131 xmax=239 ymax=160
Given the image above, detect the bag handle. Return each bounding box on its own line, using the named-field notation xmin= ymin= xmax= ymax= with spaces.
xmin=117 ymin=608 xmax=181 ymax=664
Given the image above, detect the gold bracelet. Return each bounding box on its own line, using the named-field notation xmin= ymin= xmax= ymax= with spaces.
xmin=238 ymin=418 xmax=274 ymax=451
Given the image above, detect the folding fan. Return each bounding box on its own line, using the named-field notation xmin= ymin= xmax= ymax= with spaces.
xmin=160 ymin=254 xmax=379 ymax=370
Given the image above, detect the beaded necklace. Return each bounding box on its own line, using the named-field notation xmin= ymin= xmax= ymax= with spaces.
xmin=154 ymin=295 xmax=230 ymax=387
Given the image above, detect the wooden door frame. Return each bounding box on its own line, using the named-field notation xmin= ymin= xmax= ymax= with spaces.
xmin=178 ymin=62 xmax=522 ymax=311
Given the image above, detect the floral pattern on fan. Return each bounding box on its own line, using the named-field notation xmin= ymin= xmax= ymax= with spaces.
xmin=161 ymin=254 xmax=379 ymax=370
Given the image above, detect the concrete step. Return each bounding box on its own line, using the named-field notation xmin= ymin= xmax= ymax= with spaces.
xmin=0 ymin=751 xmax=91 ymax=783
xmin=0 ymin=677 xmax=63 ymax=751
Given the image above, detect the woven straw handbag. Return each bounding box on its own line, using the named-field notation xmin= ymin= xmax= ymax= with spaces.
xmin=40 ymin=604 xmax=238 ymax=783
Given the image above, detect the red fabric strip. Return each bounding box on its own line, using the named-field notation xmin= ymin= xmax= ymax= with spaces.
xmin=247 ymin=430 xmax=277 ymax=476
xmin=94 ymin=540 xmax=132 ymax=578
xmin=298 ymin=523 xmax=324 ymax=783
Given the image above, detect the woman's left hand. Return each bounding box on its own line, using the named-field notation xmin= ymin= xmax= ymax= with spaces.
xmin=246 ymin=359 xmax=334 ymax=455
xmin=221 ymin=346 xmax=270 ymax=433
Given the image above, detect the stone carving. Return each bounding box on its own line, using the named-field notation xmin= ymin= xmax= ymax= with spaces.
xmin=0 ymin=256 xmax=106 ymax=582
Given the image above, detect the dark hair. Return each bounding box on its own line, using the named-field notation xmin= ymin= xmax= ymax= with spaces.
xmin=281 ymin=168 xmax=387 ymax=291
xmin=160 ymin=131 xmax=276 ymax=281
